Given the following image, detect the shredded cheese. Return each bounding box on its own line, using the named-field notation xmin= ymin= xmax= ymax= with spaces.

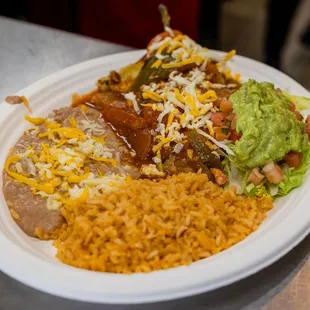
xmin=161 ymin=56 xmax=203 ymax=69
xmin=68 ymin=117 xmax=77 ymax=128
xmin=198 ymin=90 xmax=217 ymax=103
xmin=6 ymin=111 xmax=129 ymax=212
xmin=165 ymin=113 xmax=174 ymax=133
xmin=151 ymin=59 xmax=162 ymax=68
xmin=152 ymin=136 xmax=172 ymax=153
xmin=24 ymin=115 xmax=45 ymax=125
xmin=141 ymin=164 xmax=165 ymax=177
xmin=142 ymin=90 xmax=163 ymax=102
xmin=224 ymin=49 xmax=236 ymax=61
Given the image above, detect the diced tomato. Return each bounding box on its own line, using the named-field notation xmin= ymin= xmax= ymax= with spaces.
xmin=214 ymin=127 xmax=230 ymax=141
xmin=264 ymin=164 xmax=284 ymax=184
xmin=211 ymin=112 xmax=226 ymax=127
xmin=294 ymin=110 xmax=303 ymax=121
xmin=230 ymin=114 xmax=237 ymax=130
xmin=248 ymin=168 xmax=265 ymax=185
xmin=205 ymin=63 xmax=225 ymax=84
xmin=285 ymin=151 xmax=303 ymax=168
xmin=214 ymin=99 xmax=222 ymax=108
xmin=226 ymin=114 xmax=234 ymax=121
xmin=289 ymin=102 xmax=296 ymax=112
xmin=219 ymin=99 xmax=233 ymax=114
xmin=289 ymin=101 xmax=303 ymax=120
xmin=305 ymin=115 xmax=310 ymax=140
xmin=230 ymin=130 xmax=242 ymax=143
xmin=210 ymin=168 xmax=228 ymax=185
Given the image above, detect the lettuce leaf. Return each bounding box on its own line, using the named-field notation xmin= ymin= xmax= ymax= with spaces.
xmin=278 ymin=145 xmax=310 ymax=195
xmin=282 ymin=91 xmax=310 ymax=111
xmin=247 ymin=183 xmax=270 ymax=197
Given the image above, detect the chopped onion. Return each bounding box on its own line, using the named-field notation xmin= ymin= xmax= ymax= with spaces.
xmin=173 ymin=143 xmax=184 ymax=154
xmin=262 ymin=161 xmax=275 ymax=174
xmin=230 ymin=164 xmax=239 ymax=179
xmin=253 ymin=168 xmax=264 ymax=179
xmin=24 ymin=158 xmax=36 ymax=176
xmin=269 ymin=185 xmax=279 ymax=196
xmin=199 ymin=59 xmax=208 ymax=71
xmin=246 ymin=183 xmax=255 ymax=193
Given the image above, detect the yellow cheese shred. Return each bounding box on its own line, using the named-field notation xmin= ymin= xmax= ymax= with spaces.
xmin=68 ymin=117 xmax=77 ymax=128
xmin=45 ymin=120 xmax=62 ymax=129
xmin=141 ymin=103 xmax=161 ymax=111
xmin=39 ymin=127 xmax=85 ymax=140
xmin=185 ymin=94 xmax=200 ymax=117
xmin=180 ymin=113 xmax=186 ymax=124
xmin=161 ymin=56 xmax=203 ymax=69
xmin=165 ymin=113 xmax=174 ymax=133
xmin=151 ymin=59 xmax=162 ymax=68
xmin=67 ymin=173 xmax=90 ymax=183
xmin=172 ymin=34 xmax=186 ymax=42
xmin=152 ymin=136 xmax=172 ymax=153
xmin=156 ymin=41 xmax=172 ymax=54
xmin=224 ymin=49 xmax=236 ymax=61
xmin=142 ymin=91 xmax=163 ymax=102
xmin=223 ymin=70 xmax=232 ymax=80
xmin=167 ymin=42 xmax=184 ymax=53
xmin=80 ymin=104 xmax=88 ymax=112
xmin=91 ymin=136 xmax=106 ymax=144
xmin=234 ymin=73 xmax=241 ymax=82
xmin=87 ymin=156 xmax=118 ymax=167
xmin=207 ymin=123 xmax=215 ymax=137
xmin=156 ymin=150 xmax=163 ymax=172
xmin=41 ymin=143 xmax=53 ymax=164
xmin=24 ymin=115 xmax=45 ymax=125
xmin=56 ymin=139 xmax=67 ymax=147
xmin=198 ymin=90 xmax=217 ymax=103
xmin=174 ymin=89 xmax=186 ymax=103
xmin=61 ymin=188 xmax=89 ymax=206
xmin=205 ymin=140 xmax=214 ymax=150
xmin=55 ymin=171 xmax=72 ymax=177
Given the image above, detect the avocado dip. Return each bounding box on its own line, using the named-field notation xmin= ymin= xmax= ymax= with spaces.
xmin=229 ymin=79 xmax=308 ymax=170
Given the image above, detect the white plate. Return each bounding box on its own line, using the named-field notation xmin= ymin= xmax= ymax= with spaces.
xmin=0 ymin=50 xmax=309 ymax=304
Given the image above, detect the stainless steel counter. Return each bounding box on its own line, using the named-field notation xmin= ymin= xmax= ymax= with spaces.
xmin=0 ymin=16 xmax=309 ymax=310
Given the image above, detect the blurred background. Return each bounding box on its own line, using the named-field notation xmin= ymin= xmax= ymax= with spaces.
xmin=0 ymin=0 xmax=309 ymax=88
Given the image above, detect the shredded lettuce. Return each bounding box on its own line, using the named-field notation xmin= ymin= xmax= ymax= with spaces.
xmin=241 ymin=170 xmax=250 ymax=193
xmin=278 ymin=145 xmax=310 ymax=195
xmin=222 ymin=158 xmax=243 ymax=193
xmin=222 ymin=157 xmax=231 ymax=175
xmin=247 ymin=183 xmax=270 ymax=197
xmin=282 ymin=91 xmax=310 ymax=111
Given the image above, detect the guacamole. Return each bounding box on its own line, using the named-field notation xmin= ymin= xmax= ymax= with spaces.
xmin=229 ymin=79 xmax=308 ymax=170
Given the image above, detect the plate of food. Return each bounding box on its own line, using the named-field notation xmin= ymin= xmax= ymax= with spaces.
xmin=0 ymin=5 xmax=309 ymax=304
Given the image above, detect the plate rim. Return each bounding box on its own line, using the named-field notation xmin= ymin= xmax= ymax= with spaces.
xmin=0 ymin=49 xmax=309 ymax=304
